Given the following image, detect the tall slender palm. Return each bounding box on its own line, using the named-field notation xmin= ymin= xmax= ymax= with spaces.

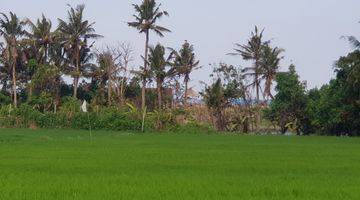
xmin=128 ymin=0 xmax=170 ymax=110
xmin=25 ymin=15 xmax=53 ymax=64
xmin=94 ymin=48 xmax=121 ymax=106
xmin=172 ymin=41 xmax=200 ymax=107
xmin=24 ymin=15 xmax=54 ymax=100
xmin=57 ymin=4 xmax=102 ymax=99
xmin=260 ymin=45 xmax=284 ymax=99
xmin=148 ymin=44 xmax=174 ymax=109
xmin=0 ymin=12 xmax=26 ymax=107
xmin=230 ymin=26 xmax=268 ymax=102
xmin=48 ymin=36 xmax=67 ymax=106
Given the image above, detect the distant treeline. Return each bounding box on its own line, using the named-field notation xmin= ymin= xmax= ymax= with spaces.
xmin=0 ymin=1 xmax=358 ymax=135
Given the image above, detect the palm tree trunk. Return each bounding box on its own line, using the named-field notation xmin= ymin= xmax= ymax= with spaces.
xmin=73 ymin=48 xmax=80 ymax=99
xmin=73 ymin=76 xmax=79 ymax=99
xmin=255 ymin=77 xmax=260 ymax=102
xmin=254 ymin=63 xmax=261 ymax=130
xmin=184 ymin=77 xmax=189 ymax=107
xmin=120 ymin=78 xmax=125 ymax=106
xmin=107 ymin=79 xmax=112 ymax=106
xmin=55 ymin=76 xmax=61 ymax=112
xmin=141 ymin=30 xmax=150 ymax=110
xmin=12 ymin=61 xmax=17 ymax=108
xmin=157 ymin=79 xmax=162 ymax=109
xmin=28 ymin=82 xmax=33 ymax=102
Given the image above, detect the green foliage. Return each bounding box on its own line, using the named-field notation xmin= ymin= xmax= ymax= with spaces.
xmin=0 ymin=91 xmax=11 ymax=105
xmin=306 ymin=51 xmax=360 ymax=136
xmin=264 ymin=65 xmax=309 ymax=135
xmin=203 ymin=64 xmax=248 ymax=132
xmin=0 ymin=100 xmax=208 ymax=133
xmin=28 ymin=92 xmax=54 ymax=112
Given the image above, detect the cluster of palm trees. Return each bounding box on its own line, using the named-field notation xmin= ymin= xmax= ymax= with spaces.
xmin=128 ymin=0 xmax=199 ymax=110
xmin=0 ymin=0 xmax=200 ymax=111
xmin=230 ymin=26 xmax=284 ymax=101
xmin=0 ymin=5 xmax=101 ymax=108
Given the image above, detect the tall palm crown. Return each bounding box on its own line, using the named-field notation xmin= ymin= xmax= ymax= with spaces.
xmin=128 ymin=0 xmax=170 ymax=37
xmin=230 ymin=26 xmax=269 ymax=101
xmin=57 ymin=4 xmax=102 ymax=98
xmin=0 ymin=12 xmax=25 ymax=39
xmin=57 ymin=4 xmax=101 ymax=48
xmin=172 ymin=41 xmax=200 ymax=106
xmin=149 ymin=44 xmax=172 ymax=108
xmin=149 ymin=44 xmax=168 ymax=82
xmin=93 ymin=51 xmax=118 ymax=105
xmin=128 ymin=0 xmax=170 ymax=110
xmin=25 ymin=15 xmax=53 ymax=63
xmin=260 ymin=45 xmax=284 ymax=99
xmin=0 ymin=12 xmax=26 ymax=107
xmin=173 ymin=41 xmax=200 ymax=83
xmin=0 ymin=12 xmax=26 ymax=61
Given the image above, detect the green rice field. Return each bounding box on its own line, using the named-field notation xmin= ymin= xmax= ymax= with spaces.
xmin=0 ymin=129 xmax=359 ymax=199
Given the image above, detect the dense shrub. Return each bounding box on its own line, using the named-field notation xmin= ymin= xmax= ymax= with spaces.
xmin=0 ymin=102 xmax=211 ymax=133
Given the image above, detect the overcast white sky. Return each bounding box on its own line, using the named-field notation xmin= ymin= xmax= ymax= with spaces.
xmin=2 ymin=0 xmax=360 ymax=90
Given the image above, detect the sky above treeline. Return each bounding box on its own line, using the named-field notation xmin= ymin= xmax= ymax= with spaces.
xmin=2 ymin=0 xmax=360 ymax=90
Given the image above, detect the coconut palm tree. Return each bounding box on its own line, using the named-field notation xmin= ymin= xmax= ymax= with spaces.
xmin=148 ymin=43 xmax=175 ymax=109
xmin=260 ymin=45 xmax=284 ymax=99
xmin=128 ymin=0 xmax=170 ymax=110
xmin=0 ymin=12 xmax=26 ymax=107
xmin=229 ymin=26 xmax=269 ymax=102
xmin=25 ymin=15 xmax=54 ymax=64
xmin=93 ymin=47 xmax=122 ymax=106
xmin=172 ymin=40 xmax=200 ymax=107
xmin=23 ymin=15 xmax=55 ymax=100
xmin=57 ymin=4 xmax=102 ymax=99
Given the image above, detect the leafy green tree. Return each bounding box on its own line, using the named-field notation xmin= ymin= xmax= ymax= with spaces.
xmin=0 ymin=12 xmax=26 ymax=107
xmin=203 ymin=64 xmax=246 ymax=132
xmin=203 ymin=79 xmax=226 ymax=131
xmin=128 ymin=0 xmax=170 ymax=110
xmin=57 ymin=4 xmax=102 ymax=99
xmin=308 ymin=51 xmax=360 ymax=135
xmin=264 ymin=65 xmax=308 ymax=135
xmin=172 ymin=40 xmax=200 ymax=107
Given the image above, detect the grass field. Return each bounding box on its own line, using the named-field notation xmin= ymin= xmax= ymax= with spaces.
xmin=0 ymin=129 xmax=359 ymax=200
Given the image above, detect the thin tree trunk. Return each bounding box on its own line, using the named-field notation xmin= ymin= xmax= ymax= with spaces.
xmin=255 ymin=77 xmax=260 ymax=102
xmin=184 ymin=78 xmax=188 ymax=107
xmin=141 ymin=30 xmax=150 ymax=110
xmin=157 ymin=80 xmax=162 ymax=109
xmin=120 ymin=78 xmax=125 ymax=106
xmin=28 ymin=82 xmax=33 ymax=102
xmin=107 ymin=79 xmax=112 ymax=106
xmin=12 ymin=61 xmax=17 ymax=108
xmin=255 ymin=62 xmax=261 ymax=130
xmin=73 ymin=76 xmax=79 ymax=99
xmin=55 ymin=76 xmax=61 ymax=112
xmin=119 ymin=59 xmax=128 ymax=106
xmin=73 ymin=48 xmax=80 ymax=99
